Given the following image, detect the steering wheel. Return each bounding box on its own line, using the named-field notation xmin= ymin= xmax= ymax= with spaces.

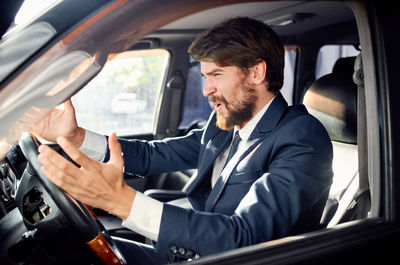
xmin=18 ymin=132 xmax=126 ymax=265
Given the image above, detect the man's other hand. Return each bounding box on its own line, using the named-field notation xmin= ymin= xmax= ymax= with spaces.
xmin=32 ymin=99 xmax=85 ymax=148
xmin=38 ymin=132 xmax=136 ymax=220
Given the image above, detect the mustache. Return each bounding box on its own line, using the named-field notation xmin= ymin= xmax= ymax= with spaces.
xmin=209 ymin=95 xmax=228 ymax=105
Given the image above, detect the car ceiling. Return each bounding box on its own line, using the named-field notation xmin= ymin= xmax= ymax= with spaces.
xmin=153 ymin=1 xmax=357 ymax=45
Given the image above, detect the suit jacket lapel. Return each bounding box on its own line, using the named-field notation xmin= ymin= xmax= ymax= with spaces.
xmin=187 ymin=128 xmax=232 ymax=210
xmin=249 ymin=92 xmax=288 ymax=140
xmin=205 ymin=136 xmax=265 ymax=211
xmin=197 ymin=130 xmax=233 ymax=180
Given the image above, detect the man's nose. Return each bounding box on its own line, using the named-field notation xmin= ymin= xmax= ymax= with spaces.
xmin=203 ymin=79 xmax=216 ymax=97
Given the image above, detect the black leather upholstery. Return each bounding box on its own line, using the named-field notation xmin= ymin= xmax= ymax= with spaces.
xmin=303 ymin=57 xmax=357 ymax=144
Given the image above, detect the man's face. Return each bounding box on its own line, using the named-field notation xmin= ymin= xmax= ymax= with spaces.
xmin=201 ymin=61 xmax=257 ymax=130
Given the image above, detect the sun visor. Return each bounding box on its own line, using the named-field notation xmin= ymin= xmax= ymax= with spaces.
xmin=0 ymin=22 xmax=57 ymax=82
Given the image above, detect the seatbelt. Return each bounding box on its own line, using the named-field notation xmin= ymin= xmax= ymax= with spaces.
xmin=166 ymin=72 xmax=185 ymax=136
xmin=330 ymin=54 xmax=371 ymax=226
xmin=350 ymin=53 xmax=371 ymax=219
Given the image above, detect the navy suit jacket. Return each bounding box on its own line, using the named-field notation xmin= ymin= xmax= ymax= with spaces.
xmin=116 ymin=93 xmax=333 ymax=259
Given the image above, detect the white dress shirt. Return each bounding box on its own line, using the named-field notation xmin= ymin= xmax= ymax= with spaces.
xmin=79 ymin=96 xmax=275 ymax=242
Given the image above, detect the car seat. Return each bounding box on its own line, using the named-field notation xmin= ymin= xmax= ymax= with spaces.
xmin=303 ymin=55 xmax=364 ymax=227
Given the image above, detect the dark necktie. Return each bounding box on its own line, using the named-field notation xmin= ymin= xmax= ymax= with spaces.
xmin=225 ymin=131 xmax=241 ymax=165
xmin=205 ymin=131 xmax=242 ymax=211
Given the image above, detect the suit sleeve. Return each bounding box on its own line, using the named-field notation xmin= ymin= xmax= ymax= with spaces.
xmin=155 ymin=115 xmax=333 ymax=258
xmin=103 ymin=128 xmax=204 ymax=176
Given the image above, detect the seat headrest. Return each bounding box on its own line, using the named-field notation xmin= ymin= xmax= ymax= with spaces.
xmin=332 ymin=56 xmax=357 ymax=75
xmin=303 ymin=56 xmax=357 ymax=144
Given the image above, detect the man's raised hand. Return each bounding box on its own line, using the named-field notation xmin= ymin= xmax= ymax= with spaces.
xmin=38 ymin=132 xmax=136 ymax=219
xmin=32 ymin=99 xmax=85 ymax=148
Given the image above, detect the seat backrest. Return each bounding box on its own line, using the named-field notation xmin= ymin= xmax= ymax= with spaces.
xmin=303 ymin=56 xmax=359 ymax=227
xmin=304 ymin=56 xmax=357 ymax=144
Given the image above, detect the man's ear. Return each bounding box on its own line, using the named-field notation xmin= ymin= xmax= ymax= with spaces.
xmin=249 ymin=59 xmax=267 ymax=85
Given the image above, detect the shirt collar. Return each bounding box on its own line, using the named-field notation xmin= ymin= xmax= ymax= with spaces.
xmin=234 ymin=95 xmax=276 ymax=142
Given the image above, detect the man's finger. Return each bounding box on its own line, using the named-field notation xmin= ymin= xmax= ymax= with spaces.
xmin=108 ymin=132 xmax=124 ymax=169
xmin=40 ymin=159 xmax=77 ymax=188
xmin=40 ymin=163 xmax=90 ymax=203
xmin=64 ymin=99 xmax=75 ymax=112
xmin=57 ymin=136 xmax=93 ymax=167
xmin=38 ymin=145 xmax=81 ymax=177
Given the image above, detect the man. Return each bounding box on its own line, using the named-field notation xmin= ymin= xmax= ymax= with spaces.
xmin=34 ymin=17 xmax=333 ymax=264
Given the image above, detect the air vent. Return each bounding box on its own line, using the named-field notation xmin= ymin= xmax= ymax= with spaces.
xmin=0 ymin=161 xmax=18 ymax=214
xmin=22 ymin=187 xmax=51 ymax=224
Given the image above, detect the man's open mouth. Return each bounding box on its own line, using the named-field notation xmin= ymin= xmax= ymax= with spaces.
xmin=214 ymin=102 xmax=223 ymax=112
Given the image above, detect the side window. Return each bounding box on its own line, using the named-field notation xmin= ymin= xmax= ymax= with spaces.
xmin=72 ymin=49 xmax=170 ymax=136
xmin=179 ymin=61 xmax=211 ymax=130
xmin=316 ymin=45 xmax=359 ymax=79
xmin=281 ymin=46 xmax=298 ymax=106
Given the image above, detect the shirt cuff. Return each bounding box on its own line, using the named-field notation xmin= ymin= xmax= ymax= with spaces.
xmin=79 ymin=130 xmax=107 ymax=162
xmin=121 ymin=191 xmax=163 ymax=242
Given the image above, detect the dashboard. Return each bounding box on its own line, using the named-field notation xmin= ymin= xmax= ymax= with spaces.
xmin=0 ymin=143 xmax=98 ymax=264
xmin=0 ymin=146 xmax=22 ymax=220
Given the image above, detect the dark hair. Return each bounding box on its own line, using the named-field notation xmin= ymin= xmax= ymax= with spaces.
xmin=188 ymin=17 xmax=284 ymax=93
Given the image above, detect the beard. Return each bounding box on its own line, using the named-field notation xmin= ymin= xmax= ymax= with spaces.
xmin=210 ymin=84 xmax=257 ymax=131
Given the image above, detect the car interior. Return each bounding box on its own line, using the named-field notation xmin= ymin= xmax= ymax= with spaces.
xmin=77 ymin=0 xmax=367 ymax=245
xmin=0 ymin=0 xmax=379 ymax=264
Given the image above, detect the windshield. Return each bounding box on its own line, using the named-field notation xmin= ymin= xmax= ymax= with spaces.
xmin=0 ymin=0 xmax=62 ymax=83
xmin=8 ymin=0 xmax=62 ymax=34
xmin=0 ymin=0 xmax=110 ymax=149
xmin=0 ymin=50 xmax=101 ymax=145
xmin=0 ymin=0 xmax=65 ymax=158
xmin=0 ymin=0 xmax=198 ymax=154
